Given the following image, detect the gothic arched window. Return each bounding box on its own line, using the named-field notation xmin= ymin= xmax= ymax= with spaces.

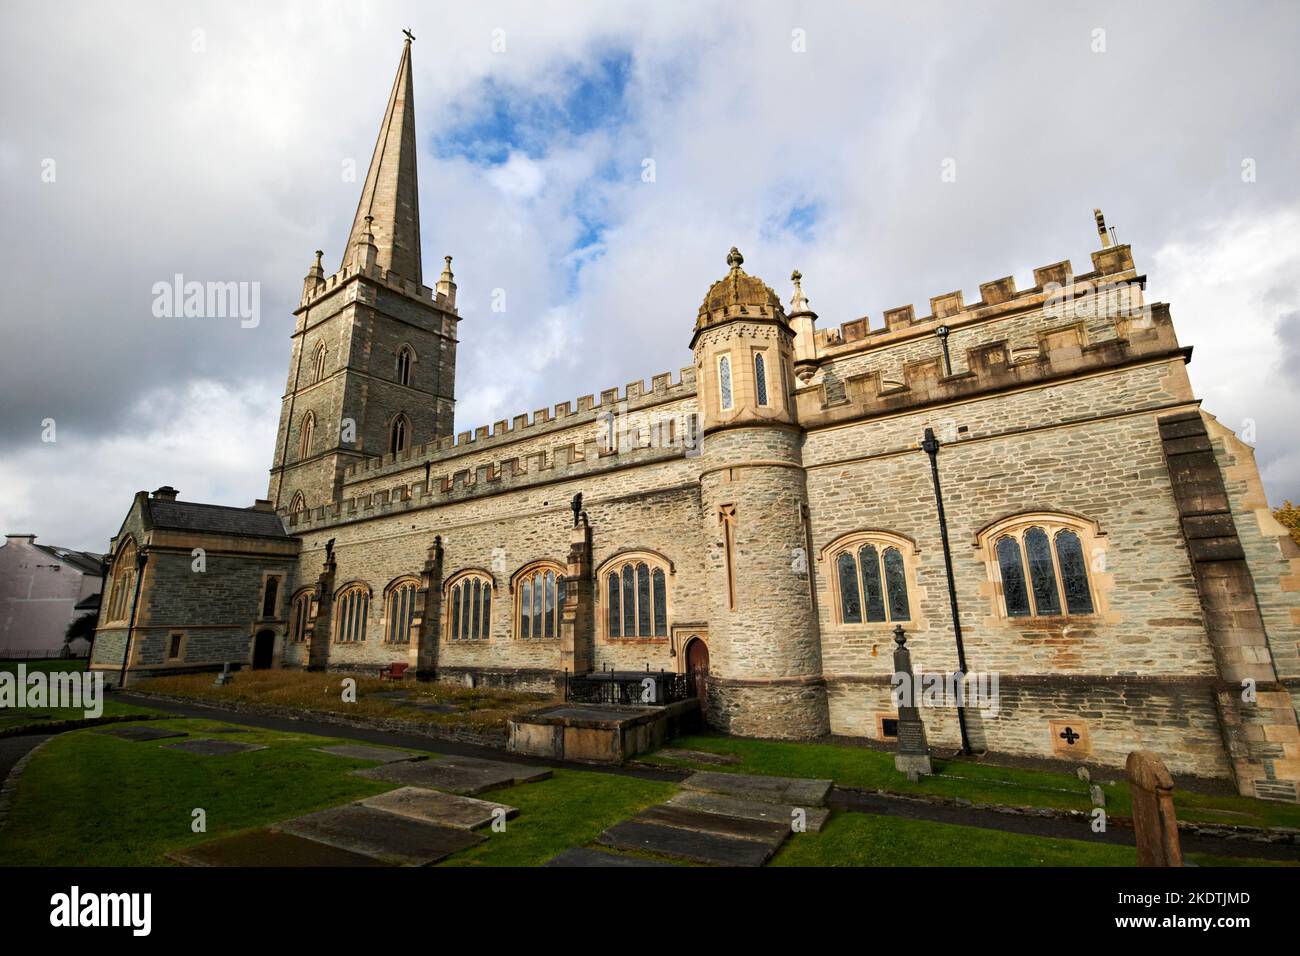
xmin=396 ymin=346 xmax=414 ymax=386
xmin=600 ymin=552 xmax=671 ymax=639
xmin=754 ymin=351 xmax=769 ymax=406
xmin=717 ymin=355 xmax=734 ymax=411
xmin=826 ymin=533 xmax=913 ymax=625
xmin=334 ymin=584 xmax=370 ymax=643
xmin=513 ymin=562 xmax=567 ymax=640
xmin=385 ymin=577 xmax=418 ymax=644
xmin=289 ymin=491 xmax=306 ymax=515
xmin=446 ymin=571 xmax=492 ymax=641
xmin=290 ymin=589 xmax=313 ymax=642
xmin=981 ymin=515 xmax=1099 ymax=619
xmin=312 ymin=343 xmax=327 ymax=383
xmin=106 ymin=537 xmax=138 ymax=623
xmin=389 ymin=414 xmax=410 ymax=455
xmin=299 ymin=411 xmax=315 ymax=459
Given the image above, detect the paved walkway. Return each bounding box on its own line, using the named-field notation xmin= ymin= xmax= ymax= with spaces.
xmin=0 ymin=733 xmax=51 ymax=784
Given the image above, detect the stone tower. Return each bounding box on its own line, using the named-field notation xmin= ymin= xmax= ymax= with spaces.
xmin=268 ymin=36 xmax=460 ymax=513
xmin=692 ymin=248 xmax=829 ymax=738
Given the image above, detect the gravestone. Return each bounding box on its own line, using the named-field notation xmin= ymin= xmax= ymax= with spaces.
xmin=891 ymin=626 xmax=932 ymax=776
xmin=213 ymin=663 xmax=234 ymax=686
xmin=94 ymin=725 xmax=187 ymax=742
xmin=1125 ymin=750 xmax=1183 ymax=867
xmin=163 ymin=739 xmax=268 ymax=756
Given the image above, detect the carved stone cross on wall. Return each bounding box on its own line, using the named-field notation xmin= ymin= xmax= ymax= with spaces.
xmin=1060 ymin=726 xmax=1081 ymax=746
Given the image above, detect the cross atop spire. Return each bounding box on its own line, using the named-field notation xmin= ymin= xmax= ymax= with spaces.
xmin=341 ymin=37 xmax=422 ymax=284
xmin=402 ymin=28 xmax=415 ymax=43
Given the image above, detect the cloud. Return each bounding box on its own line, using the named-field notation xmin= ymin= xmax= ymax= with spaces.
xmin=2 ymin=0 xmax=1299 ymax=551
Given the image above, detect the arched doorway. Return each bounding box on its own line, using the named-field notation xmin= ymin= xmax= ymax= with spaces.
xmin=252 ymin=629 xmax=276 ymax=670
xmin=684 ymin=637 xmax=709 ymax=717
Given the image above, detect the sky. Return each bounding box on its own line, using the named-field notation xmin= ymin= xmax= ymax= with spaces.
xmin=1 ymin=0 xmax=1298 ymax=553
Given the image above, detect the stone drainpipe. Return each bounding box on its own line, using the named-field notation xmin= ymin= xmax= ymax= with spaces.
xmin=1158 ymin=411 xmax=1300 ymax=801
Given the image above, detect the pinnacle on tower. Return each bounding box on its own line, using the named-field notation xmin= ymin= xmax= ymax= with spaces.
xmin=340 ymin=34 xmax=422 ymax=284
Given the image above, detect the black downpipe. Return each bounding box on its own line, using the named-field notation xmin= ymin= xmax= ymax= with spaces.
xmin=921 ymin=428 xmax=973 ymax=755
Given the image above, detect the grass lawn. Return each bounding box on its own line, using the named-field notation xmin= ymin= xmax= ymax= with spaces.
xmin=646 ymin=734 xmax=1300 ymax=831
xmin=1 ymin=717 xmax=1290 ymax=867
xmin=769 ymin=810 xmax=1297 ymax=867
xmin=139 ymin=670 xmax=553 ymax=734
xmin=1 ymin=659 xmax=159 ymax=733
xmin=440 ymin=770 xmax=677 ymax=867
xmin=0 ymin=718 xmax=407 ymax=866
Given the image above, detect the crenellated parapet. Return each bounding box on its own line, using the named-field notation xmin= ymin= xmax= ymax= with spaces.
xmin=337 ymin=366 xmax=697 ymax=491
xmin=297 ymin=260 xmax=454 ymax=313
xmin=814 ymin=246 xmax=1137 ymax=351
xmin=289 ymin=427 xmax=693 ymax=532
xmin=797 ymin=300 xmax=1181 ymax=427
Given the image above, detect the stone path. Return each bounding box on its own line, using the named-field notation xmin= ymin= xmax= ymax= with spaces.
xmin=574 ymin=771 xmax=832 ymax=867
xmin=354 ymin=755 xmax=552 ymax=795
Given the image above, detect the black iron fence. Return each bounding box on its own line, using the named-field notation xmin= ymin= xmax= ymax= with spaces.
xmin=564 ymin=669 xmax=695 ymax=706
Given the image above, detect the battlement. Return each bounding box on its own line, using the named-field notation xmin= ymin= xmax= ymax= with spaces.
xmin=339 ymin=365 xmax=698 ymax=488
xmin=798 ymin=300 xmax=1181 ymax=427
xmin=292 ymin=427 xmax=693 ymax=533
xmin=297 ymin=262 xmax=453 ymax=313
xmin=815 ymin=244 xmax=1137 ymax=352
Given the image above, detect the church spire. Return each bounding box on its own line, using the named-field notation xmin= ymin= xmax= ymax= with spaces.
xmin=341 ymin=33 xmax=422 ymax=284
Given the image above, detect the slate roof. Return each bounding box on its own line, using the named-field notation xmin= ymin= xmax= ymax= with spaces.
xmin=145 ymin=499 xmax=289 ymax=539
xmin=34 ymin=544 xmax=105 ymax=576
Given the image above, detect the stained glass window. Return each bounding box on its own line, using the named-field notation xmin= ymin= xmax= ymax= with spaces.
xmin=718 ymin=355 xmax=733 ymax=410
xmin=1055 ymin=530 xmax=1094 ymax=615
xmin=652 ymin=568 xmax=667 ymax=636
xmin=883 ymin=547 xmax=910 ymax=621
xmin=837 ymin=552 xmax=862 ymax=624
xmin=996 ymin=537 xmax=1031 ymax=617
xmin=755 ymin=352 xmax=769 ymax=406
xmin=1025 ymin=527 xmax=1061 ymax=615
xmin=608 ymin=572 xmax=620 ymax=637
xmin=858 ymin=544 xmax=886 ymax=622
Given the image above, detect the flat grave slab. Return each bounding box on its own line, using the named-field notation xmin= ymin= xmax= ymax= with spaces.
xmin=93 ymin=725 xmax=187 ymax=742
xmin=682 ymin=771 xmax=832 ymax=807
xmin=275 ymin=804 xmax=483 ymax=865
xmin=313 ymin=744 xmax=420 ymax=763
xmin=209 ymin=727 xmax=252 ymax=734
xmin=597 ymin=820 xmax=774 ymax=867
xmin=637 ymin=804 xmax=790 ymax=846
xmin=544 ymin=847 xmax=680 ymax=867
xmin=354 ymin=756 xmax=551 ymax=795
xmin=169 ymin=828 xmax=387 ymax=867
xmin=666 ymin=790 xmax=830 ymax=833
xmin=538 ymin=706 xmax=644 ymax=722
xmin=656 ymin=748 xmax=742 ymax=766
xmin=162 ymin=739 xmax=268 ymax=756
xmin=360 ymin=786 xmax=518 ymax=830
xmin=407 ymin=702 xmax=459 ymax=714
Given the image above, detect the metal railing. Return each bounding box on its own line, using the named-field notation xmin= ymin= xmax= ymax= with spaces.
xmin=564 ymin=669 xmax=695 ymax=706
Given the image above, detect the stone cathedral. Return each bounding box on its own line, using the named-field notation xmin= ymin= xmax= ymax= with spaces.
xmin=90 ymin=38 xmax=1300 ymax=800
